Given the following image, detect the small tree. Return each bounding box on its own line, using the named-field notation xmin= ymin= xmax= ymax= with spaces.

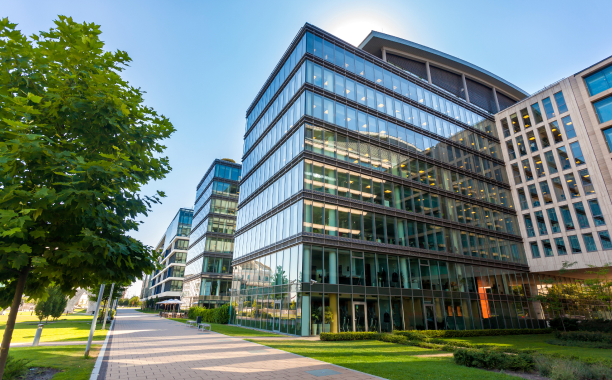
xmin=582 ymin=263 xmax=612 ymax=317
xmin=48 ymin=287 xmax=68 ymax=320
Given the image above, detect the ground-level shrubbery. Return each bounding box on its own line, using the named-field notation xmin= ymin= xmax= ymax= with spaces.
xmin=187 ymin=304 xmax=230 ymax=324
xmin=546 ymin=330 xmax=612 ymax=349
xmin=453 ymin=348 xmax=534 ymax=372
xmin=395 ymin=328 xmax=552 ymax=338
xmin=550 ymin=318 xmax=612 ymax=333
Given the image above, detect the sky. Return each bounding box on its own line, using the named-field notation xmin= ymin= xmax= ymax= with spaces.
xmin=3 ymin=0 xmax=611 ymax=297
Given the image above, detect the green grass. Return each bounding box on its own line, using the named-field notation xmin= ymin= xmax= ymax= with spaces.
xmin=0 ymin=313 xmax=109 ymax=343
xmin=438 ymin=334 xmax=610 ymax=361
xmin=8 ymin=345 xmax=100 ymax=380
xmin=168 ymin=318 xmax=282 ymax=337
xmin=251 ymin=339 xmax=516 ymax=380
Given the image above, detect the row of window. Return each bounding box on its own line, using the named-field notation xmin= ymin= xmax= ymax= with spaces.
xmin=304 ymin=124 xmax=510 ymax=206
xmin=304 ymin=160 xmax=518 ymax=234
xmin=187 ymin=235 xmax=236 ymax=265
xmin=511 ymin=145 xmax=586 ymax=185
xmin=530 ymin=231 xmax=612 ymax=258
xmin=194 ymin=180 xmax=240 ymax=219
xmin=304 ymin=91 xmax=505 ymax=179
xmin=192 ymin=200 xmax=238 ymax=243
xmin=305 ymin=60 xmax=500 ymax=157
xmin=303 ymin=32 xmax=495 ymax=134
xmin=506 ymin=117 xmax=576 ymax=160
xmin=168 ymin=251 xmax=187 ymax=265
xmin=199 ymin=278 xmax=232 ymax=297
xmin=523 ymin=199 xmax=605 ymax=237
xmin=164 ymin=209 xmax=193 ymax=251
xmin=247 ymin=33 xmax=306 ymax=131
xmin=517 ymin=175 xmax=597 ymax=211
xmin=196 ymin=164 xmax=241 ymax=202
xmin=500 ymin=91 xmax=568 ymax=137
xmin=302 ymin=200 xmax=525 ymax=263
xmin=596 ymin=96 xmax=612 ymax=124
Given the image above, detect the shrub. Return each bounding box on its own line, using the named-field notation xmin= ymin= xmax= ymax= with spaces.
xmin=534 ymin=354 xmax=612 ymax=380
xmin=554 ymin=330 xmax=612 ymax=344
xmin=550 ymin=318 xmax=612 ymax=333
xmin=3 ymin=355 xmax=30 ymax=380
xmin=319 ymin=332 xmax=379 ymax=341
xmin=394 ymin=328 xmax=551 ymax=338
xmin=186 ymin=304 xmax=231 ymax=324
xmin=377 ymin=333 xmax=411 ymax=345
xmin=393 ymin=330 xmax=428 ymax=341
xmin=546 ymin=339 xmax=612 ymax=349
xmin=453 ymin=348 xmax=534 ymax=372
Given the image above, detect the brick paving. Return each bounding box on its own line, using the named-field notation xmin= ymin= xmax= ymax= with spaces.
xmin=99 ymin=308 xmax=380 ymax=380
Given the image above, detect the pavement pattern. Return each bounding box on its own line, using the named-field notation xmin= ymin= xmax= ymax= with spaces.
xmin=99 ymin=308 xmax=380 ymax=380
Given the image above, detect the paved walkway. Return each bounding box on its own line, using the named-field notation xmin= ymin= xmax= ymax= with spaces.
xmin=99 ymin=309 xmax=380 ymax=380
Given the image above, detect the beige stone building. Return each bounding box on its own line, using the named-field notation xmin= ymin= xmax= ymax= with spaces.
xmin=495 ymin=56 xmax=612 ymax=277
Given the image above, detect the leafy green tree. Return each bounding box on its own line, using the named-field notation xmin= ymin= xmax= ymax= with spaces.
xmin=33 ymin=285 xmax=66 ymax=322
xmin=0 ymin=16 xmax=173 ymax=376
xmin=128 ymin=296 xmax=141 ymax=307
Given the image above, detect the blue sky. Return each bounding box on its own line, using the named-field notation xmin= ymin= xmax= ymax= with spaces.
xmin=3 ymin=0 xmax=611 ymax=295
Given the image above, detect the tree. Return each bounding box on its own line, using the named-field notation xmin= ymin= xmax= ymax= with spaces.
xmin=89 ymin=284 xmax=127 ymax=321
xmin=0 ymin=16 xmax=173 ymax=376
xmin=33 ymin=286 xmax=67 ymax=322
xmin=128 ymin=296 xmax=141 ymax=307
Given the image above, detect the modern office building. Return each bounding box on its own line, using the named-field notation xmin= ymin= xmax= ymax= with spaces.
xmin=495 ymin=56 xmax=612 ymax=276
xmin=141 ymin=208 xmax=193 ymax=302
xmin=228 ymin=24 xmax=567 ymax=336
xmin=182 ymin=159 xmax=241 ymax=308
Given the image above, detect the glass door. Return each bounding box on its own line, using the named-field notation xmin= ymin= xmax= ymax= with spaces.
xmin=425 ymin=304 xmax=436 ymax=330
xmin=353 ymin=302 xmax=367 ymax=332
xmin=273 ymin=301 xmax=281 ymax=331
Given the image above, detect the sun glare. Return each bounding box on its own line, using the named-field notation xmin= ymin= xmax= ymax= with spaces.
xmin=330 ymin=17 xmax=396 ymax=47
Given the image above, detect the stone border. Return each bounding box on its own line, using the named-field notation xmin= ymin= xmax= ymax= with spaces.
xmin=89 ymin=319 xmax=114 ymax=380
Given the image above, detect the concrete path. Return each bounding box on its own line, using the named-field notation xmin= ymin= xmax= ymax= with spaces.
xmin=99 ymin=308 xmax=380 ymax=380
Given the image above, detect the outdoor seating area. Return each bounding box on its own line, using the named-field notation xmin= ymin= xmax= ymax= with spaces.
xmin=156 ymin=299 xmax=187 ymax=319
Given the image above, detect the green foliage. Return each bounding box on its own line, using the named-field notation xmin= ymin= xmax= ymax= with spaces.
xmin=33 ymin=286 xmax=68 ymax=322
xmin=453 ymin=348 xmax=535 ymax=372
xmin=128 ymin=296 xmax=141 ymax=307
xmin=2 ymin=355 xmax=30 ymax=380
xmin=394 ymin=328 xmax=552 ymax=338
xmin=546 ymin=339 xmax=612 ymax=349
xmin=534 ymin=354 xmax=612 ymax=380
xmin=187 ymin=304 xmax=231 ymax=324
xmin=551 ymin=318 xmax=612 ymax=333
xmin=319 ymin=332 xmax=379 ymax=341
xmin=554 ymin=330 xmax=612 ymax=344
xmin=0 ymin=15 xmax=174 ymax=306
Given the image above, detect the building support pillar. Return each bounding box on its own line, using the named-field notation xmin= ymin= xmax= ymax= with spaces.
xmin=462 ymin=73 xmax=470 ymax=102
xmin=493 ymin=88 xmax=501 ymax=112
xmin=425 ymin=61 xmax=432 ymax=84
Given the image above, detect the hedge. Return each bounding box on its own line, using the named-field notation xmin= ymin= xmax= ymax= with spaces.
xmin=453 ymin=348 xmax=534 ymax=372
xmin=394 ymin=328 xmax=552 ymax=338
xmin=319 ymin=332 xmax=378 ymax=341
xmin=554 ymin=330 xmax=612 ymax=344
xmin=187 ymin=304 xmax=230 ymax=324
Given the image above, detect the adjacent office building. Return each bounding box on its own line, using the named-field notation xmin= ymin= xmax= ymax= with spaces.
xmin=182 ymin=159 xmax=241 ymax=308
xmin=229 ymin=24 xmax=562 ymax=336
xmin=495 ymin=56 xmax=612 ymax=276
xmin=141 ymin=208 xmax=193 ymax=302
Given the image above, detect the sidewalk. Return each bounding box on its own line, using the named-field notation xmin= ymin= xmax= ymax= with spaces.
xmin=99 ymin=308 xmax=380 ymax=379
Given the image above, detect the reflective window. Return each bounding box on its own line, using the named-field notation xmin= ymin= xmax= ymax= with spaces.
xmin=544 ymin=151 xmax=558 ymax=174
xmin=573 ymin=202 xmax=590 ymax=229
xmin=551 ymin=177 xmax=566 ymax=201
xmin=603 ymin=127 xmax=612 ymax=152
xmin=535 ymin=211 xmax=547 ymax=235
xmin=557 ymin=146 xmax=571 ymax=170
xmin=561 ymin=116 xmax=576 ymax=139
xmin=542 ymin=239 xmax=554 ymax=256
xmin=501 ymin=118 xmax=511 ymax=137
xmin=578 ymin=169 xmax=595 ymax=194
xmin=512 ymin=164 xmax=522 ymax=184
xmin=569 ymin=142 xmax=586 ymax=166
xmin=506 ymin=140 xmax=516 ymax=160
xmin=598 ymin=231 xmax=612 ymax=250
xmin=516 ymin=136 xmax=528 ymax=156
xmin=588 ymin=199 xmax=606 ymax=226
xmin=565 ymin=173 xmax=580 ymax=198
xmin=526 ymin=131 xmax=538 ymax=152
xmin=585 ymin=65 xmax=612 ymax=96
xmin=520 ymin=108 xmax=532 ymax=129
xmin=522 ymin=159 xmax=534 ymax=181
xmin=530 ymin=242 xmax=541 ymax=258
xmin=594 ymin=96 xmax=612 ymax=124
xmin=524 ymin=214 xmax=535 ymax=237
xmin=540 ymin=181 xmax=553 ymax=204
xmin=528 ymin=184 xmax=540 ymax=207
xmin=559 ymin=205 xmax=575 ymax=231
xmin=517 ymin=188 xmax=529 ymax=210
xmin=583 ymin=233 xmax=597 ymax=252
xmin=549 ymin=121 xmax=563 ymax=143
xmin=542 ymin=97 xmax=555 ymax=119
xmin=533 ymin=155 xmax=545 ymax=177
xmin=531 ymin=102 xmax=544 ymax=124
xmin=554 ymin=91 xmax=568 ymax=114
xmin=547 ymin=208 xmax=561 ymax=233
xmin=510 ymin=113 xmax=521 ymax=133
xmin=537 ymin=127 xmax=550 ymax=148
xmin=554 ymin=237 xmax=568 ymax=255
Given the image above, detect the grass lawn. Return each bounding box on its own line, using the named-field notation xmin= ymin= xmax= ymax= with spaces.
xmin=0 ymin=313 xmax=109 ymax=343
xmin=9 ymin=345 xmax=100 ymax=380
xmin=251 ymin=340 xmax=516 ymax=380
xmin=168 ymin=318 xmax=282 ymax=337
xmin=438 ymin=334 xmax=610 ymax=361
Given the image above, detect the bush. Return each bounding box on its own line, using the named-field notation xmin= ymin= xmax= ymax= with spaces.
xmin=394 ymin=328 xmax=552 ymax=338
xmin=546 ymin=339 xmax=612 ymax=349
xmin=186 ymin=304 xmax=231 ymax=324
xmin=3 ymin=355 xmax=30 ymax=380
xmin=453 ymin=348 xmax=534 ymax=372
xmin=550 ymin=318 xmax=612 ymax=333
xmin=393 ymin=330 xmax=428 ymax=341
xmin=319 ymin=332 xmax=379 ymax=341
xmin=534 ymin=354 xmax=612 ymax=380
xmin=554 ymin=330 xmax=612 ymax=344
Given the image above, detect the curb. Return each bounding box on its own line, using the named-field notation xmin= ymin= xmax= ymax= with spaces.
xmin=89 ymin=319 xmax=114 ymax=380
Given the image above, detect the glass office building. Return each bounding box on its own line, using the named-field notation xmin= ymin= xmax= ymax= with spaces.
xmin=231 ymin=24 xmax=552 ymax=335
xmin=183 ymin=159 xmax=241 ymax=308
xmin=140 ymin=207 xmax=193 ymax=302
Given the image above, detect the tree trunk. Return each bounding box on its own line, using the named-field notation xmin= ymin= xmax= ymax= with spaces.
xmin=0 ymin=267 xmax=30 ymax=379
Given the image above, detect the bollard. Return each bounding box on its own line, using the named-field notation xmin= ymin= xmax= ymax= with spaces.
xmin=32 ymin=324 xmax=44 ymax=346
